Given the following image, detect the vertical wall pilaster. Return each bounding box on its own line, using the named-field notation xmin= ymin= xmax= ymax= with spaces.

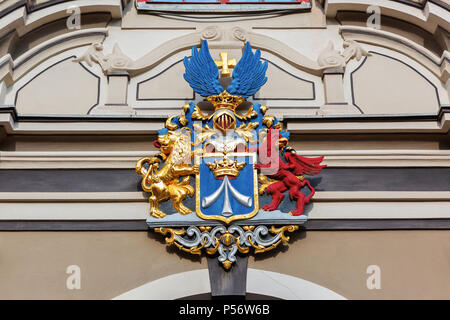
xmin=91 ymin=71 xmax=134 ymax=115
xmin=318 ymin=68 xmax=361 ymax=115
xmin=106 ymin=72 xmax=129 ymax=105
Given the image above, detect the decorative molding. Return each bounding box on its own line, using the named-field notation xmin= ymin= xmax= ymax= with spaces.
xmin=340 ymin=26 xmax=450 ymax=82
xmin=135 ymin=3 xmax=312 ymax=13
xmin=317 ymin=40 xmax=370 ymax=70
xmin=1 ymin=150 xmax=450 ymax=169
xmin=0 ymin=110 xmax=165 ymax=134
xmin=112 ymin=269 xmax=346 ymax=300
xmin=136 ymin=59 xmax=195 ymax=101
xmin=0 ymin=54 xmax=13 ymax=86
xmin=1 ymin=106 xmax=449 ymax=134
xmin=0 ymin=28 xmax=108 ymax=86
xmin=246 ymin=30 xmax=370 ymax=76
xmin=325 ymin=0 xmax=450 ymax=34
xmin=350 ymin=51 xmax=442 ymax=113
xmin=73 ymin=42 xmax=133 ymax=75
xmin=0 ymin=0 xmax=122 ymax=38
xmin=154 ymin=225 xmax=300 ymax=269
xmin=13 ymin=55 xmax=101 ymax=114
xmin=0 ymin=191 xmax=449 ymax=202
xmin=0 ymin=218 xmax=448 ymax=231
xmin=286 ymin=107 xmax=450 ymax=133
xmin=73 ymin=26 xmax=371 ymax=79
xmin=0 ymin=199 xmax=447 ymax=220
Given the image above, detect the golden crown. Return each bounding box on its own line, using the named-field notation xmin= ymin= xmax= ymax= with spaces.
xmin=206 ymin=155 xmax=246 ymax=178
xmin=206 ymin=91 xmax=245 ymax=111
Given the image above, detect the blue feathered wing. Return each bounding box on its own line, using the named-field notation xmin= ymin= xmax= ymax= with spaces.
xmin=183 ymin=40 xmax=223 ymax=97
xmin=226 ymin=42 xmax=268 ymax=98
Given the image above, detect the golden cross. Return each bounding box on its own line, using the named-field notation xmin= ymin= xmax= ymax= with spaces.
xmin=214 ymin=52 xmax=237 ymax=78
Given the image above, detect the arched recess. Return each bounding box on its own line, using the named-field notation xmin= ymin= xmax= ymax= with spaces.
xmin=344 ymin=44 xmax=447 ymax=115
xmin=14 ymin=55 xmax=100 ymax=115
xmin=113 ymin=268 xmax=347 ymax=300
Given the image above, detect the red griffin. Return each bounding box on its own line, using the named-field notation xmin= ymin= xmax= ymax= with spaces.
xmin=253 ymin=129 xmax=326 ymax=216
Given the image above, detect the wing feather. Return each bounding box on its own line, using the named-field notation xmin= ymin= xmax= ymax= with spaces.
xmin=183 ymin=40 xmax=223 ymax=97
xmin=226 ymin=42 xmax=268 ymax=98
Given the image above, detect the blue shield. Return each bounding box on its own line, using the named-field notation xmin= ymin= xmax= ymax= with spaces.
xmin=195 ymin=152 xmax=258 ymax=223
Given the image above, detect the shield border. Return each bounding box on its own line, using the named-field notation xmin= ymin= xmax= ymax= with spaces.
xmin=195 ymin=152 xmax=259 ymax=224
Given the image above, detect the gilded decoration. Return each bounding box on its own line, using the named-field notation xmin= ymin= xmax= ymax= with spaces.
xmin=156 ymin=225 xmax=299 ymax=270
xmin=137 ymin=40 xmax=326 ymax=268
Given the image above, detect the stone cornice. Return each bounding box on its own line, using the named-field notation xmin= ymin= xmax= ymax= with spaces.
xmin=1 ymin=106 xmax=449 ymax=135
xmin=0 ymin=0 xmax=123 ymax=38
xmin=1 ymin=149 xmax=449 ymax=169
xmin=325 ymin=0 xmax=450 ymax=34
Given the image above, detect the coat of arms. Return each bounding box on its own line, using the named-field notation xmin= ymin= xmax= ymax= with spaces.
xmin=137 ymin=41 xmax=326 ymax=269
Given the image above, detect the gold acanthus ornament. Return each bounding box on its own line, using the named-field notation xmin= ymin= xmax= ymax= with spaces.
xmin=136 ymin=128 xmax=199 ymax=218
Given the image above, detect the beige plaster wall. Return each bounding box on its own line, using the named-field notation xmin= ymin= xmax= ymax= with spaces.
xmin=255 ymin=62 xmax=315 ymax=100
xmin=0 ymin=230 xmax=448 ymax=299
xmin=351 ymin=53 xmax=440 ymax=114
xmin=137 ymin=61 xmax=193 ymax=100
xmin=0 ymin=231 xmax=207 ymax=300
xmin=15 ymin=58 xmax=99 ymax=115
xmin=1 ymin=132 xmax=446 ymax=152
xmin=249 ymin=230 xmax=450 ymax=300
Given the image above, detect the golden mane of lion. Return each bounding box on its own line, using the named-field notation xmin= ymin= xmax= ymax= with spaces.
xmin=136 ymin=129 xmax=198 ymax=218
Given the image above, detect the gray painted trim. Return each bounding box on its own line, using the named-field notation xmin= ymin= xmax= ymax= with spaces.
xmin=0 ymin=219 xmax=448 ymax=231
xmin=208 ymin=255 xmax=247 ymax=297
xmin=341 ymin=29 xmax=450 ymax=67
xmin=79 ymin=61 xmax=101 ymax=114
xmin=349 ymin=55 xmax=367 ymax=114
xmin=0 ymin=105 xmax=17 ymax=122
xmin=323 ymin=69 xmax=344 ymax=75
xmin=429 ymin=0 xmax=450 ymax=11
xmin=1 ymin=168 xmax=449 ymax=192
xmin=2 ymin=102 xmax=448 ymax=122
xmin=390 ymin=0 xmax=426 ymax=9
xmin=282 ymin=106 xmax=449 ymax=121
xmin=0 ymin=0 xmax=26 ymax=19
xmin=0 ymin=220 xmax=149 ymax=231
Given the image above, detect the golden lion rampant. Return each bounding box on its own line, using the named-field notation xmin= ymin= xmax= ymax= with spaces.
xmin=136 ymin=129 xmax=199 ymax=218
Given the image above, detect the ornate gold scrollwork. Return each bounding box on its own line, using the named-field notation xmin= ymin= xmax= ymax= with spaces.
xmin=154 ymin=224 xmax=299 ymax=269
xmin=235 ymin=122 xmax=259 ymax=144
xmin=191 ymin=104 xmax=211 ymax=121
xmin=235 ymin=106 xmax=258 ymax=121
xmin=156 ymin=227 xmax=208 ymax=255
xmin=262 ymin=115 xmax=275 ymax=128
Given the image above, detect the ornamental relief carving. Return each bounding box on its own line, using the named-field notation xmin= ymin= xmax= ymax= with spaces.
xmin=73 ymin=26 xmax=369 ymax=77
xmin=317 ymin=40 xmax=371 ymax=69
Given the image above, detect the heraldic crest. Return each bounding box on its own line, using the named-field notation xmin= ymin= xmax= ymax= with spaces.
xmin=136 ymin=41 xmax=326 ymax=269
